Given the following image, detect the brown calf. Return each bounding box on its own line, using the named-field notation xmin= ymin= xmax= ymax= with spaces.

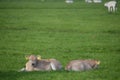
xmin=65 ymin=59 xmax=100 ymax=71
xmin=20 ymin=55 xmax=62 ymax=71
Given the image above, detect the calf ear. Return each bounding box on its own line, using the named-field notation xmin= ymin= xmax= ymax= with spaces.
xmin=96 ymin=61 xmax=100 ymax=65
xmin=25 ymin=55 xmax=29 ymax=60
xmin=37 ymin=55 xmax=41 ymax=60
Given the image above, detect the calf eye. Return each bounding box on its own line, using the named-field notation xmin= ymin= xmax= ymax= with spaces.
xmin=32 ymin=63 xmax=35 ymax=66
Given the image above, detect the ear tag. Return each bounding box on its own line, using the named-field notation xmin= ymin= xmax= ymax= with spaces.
xmin=37 ymin=55 xmax=41 ymax=60
xmin=25 ymin=56 xmax=29 ymax=60
xmin=97 ymin=61 xmax=100 ymax=65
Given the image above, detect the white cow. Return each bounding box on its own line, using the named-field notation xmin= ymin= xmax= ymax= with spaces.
xmin=65 ymin=59 xmax=100 ymax=71
xmin=104 ymin=1 xmax=117 ymax=12
xmin=93 ymin=0 xmax=102 ymax=3
xmin=85 ymin=0 xmax=92 ymax=3
xmin=65 ymin=0 xmax=74 ymax=4
xmin=20 ymin=55 xmax=62 ymax=71
xmin=85 ymin=0 xmax=102 ymax=3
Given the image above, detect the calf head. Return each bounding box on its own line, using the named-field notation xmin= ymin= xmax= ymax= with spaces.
xmin=88 ymin=60 xmax=100 ymax=69
xmin=104 ymin=3 xmax=108 ymax=7
xmin=25 ymin=55 xmax=41 ymax=67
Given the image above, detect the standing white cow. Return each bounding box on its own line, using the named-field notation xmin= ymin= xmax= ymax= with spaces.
xmin=93 ymin=0 xmax=102 ymax=3
xmin=104 ymin=1 xmax=117 ymax=12
xmin=65 ymin=0 xmax=74 ymax=4
xmin=20 ymin=55 xmax=62 ymax=71
xmin=85 ymin=0 xmax=102 ymax=3
xmin=85 ymin=0 xmax=92 ymax=3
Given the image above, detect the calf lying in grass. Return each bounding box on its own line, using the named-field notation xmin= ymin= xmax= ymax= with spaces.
xmin=20 ymin=55 xmax=62 ymax=71
xmin=65 ymin=59 xmax=100 ymax=71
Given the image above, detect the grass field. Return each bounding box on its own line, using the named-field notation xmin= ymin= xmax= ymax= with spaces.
xmin=0 ymin=0 xmax=120 ymax=80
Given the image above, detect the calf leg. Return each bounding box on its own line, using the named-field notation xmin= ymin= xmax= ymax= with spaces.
xmin=108 ymin=7 xmax=111 ymax=12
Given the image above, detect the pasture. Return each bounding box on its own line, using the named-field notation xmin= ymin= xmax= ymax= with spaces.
xmin=0 ymin=0 xmax=120 ymax=80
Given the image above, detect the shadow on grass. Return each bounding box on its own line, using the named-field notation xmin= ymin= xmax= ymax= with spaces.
xmin=0 ymin=70 xmax=68 ymax=80
xmin=0 ymin=69 xmax=112 ymax=80
xmin=0 ymin=69 xmax=107 ymax=80
xmin=0 ymin=71 xmax=19 ymax=80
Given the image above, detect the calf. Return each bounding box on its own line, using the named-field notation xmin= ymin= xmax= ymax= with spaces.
xmin=104 ymin=1 xmax=117 ymax=12
xmin=85 ymin=0 xmax=92 ymax=3
xmin=20 ymin=55 xmax=62 ymax=71
xmin=65 ymin=59 xmax=100 ymax=71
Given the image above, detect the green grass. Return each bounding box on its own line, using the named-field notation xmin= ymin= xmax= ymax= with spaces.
xmin=0 ymin=0 xmax=120 ymax=80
